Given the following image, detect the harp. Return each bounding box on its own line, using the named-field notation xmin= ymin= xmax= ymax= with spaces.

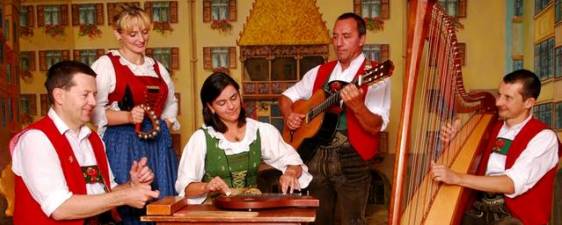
xmin=388 ymin=1 xmax=497 ymax=225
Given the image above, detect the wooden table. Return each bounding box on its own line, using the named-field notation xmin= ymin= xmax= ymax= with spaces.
xmin=141 ymin=196 xmax=317 ymax=225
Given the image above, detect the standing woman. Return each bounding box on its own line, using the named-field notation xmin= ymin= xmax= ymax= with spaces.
xmin=91 ymin=5 xmax=179 ymax=224
xmin=175 ymin=72 xmax=312 ymax=204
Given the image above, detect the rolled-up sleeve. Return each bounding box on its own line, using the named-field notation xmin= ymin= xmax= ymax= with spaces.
xmin=91 ymin=56 xmax=115 ymax=137
xmin=11 ymin=130 xmax=73 ymax=216
xmin=504 ymin=129 xmax=559 ymax=198
xmin=175 ymin=130 xmax=207 ymax=204
xmin=282 ymin=66 xmax=319 ymax=103
xmin=365 ymin=78 xmax=391 ymax=131
xmin=258 ymin=123 xmax=313 ymax=188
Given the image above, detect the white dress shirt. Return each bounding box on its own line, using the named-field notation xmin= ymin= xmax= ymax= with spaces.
xmin=486 ymin=114 xmax=559 ymax=198
xmin=282 ymin=54 xmax=391 ymax=131
xmin=11 ymin=108 xmax=118 ymax=216
xmin=175 ymin=118 xmax=313 ymax=204
xmin=91 ymin=50 xmax=179 ymax=137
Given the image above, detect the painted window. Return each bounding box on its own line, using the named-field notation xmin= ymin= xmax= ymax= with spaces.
xmin=146 ymin=47 xmax=179 ymax=70
xmin=152 ymin=2 xmax=170 ymax=22
xmin=534 ymin=103 xmax=553 ymax=127
xmin=535 ymin=0 xmax=553 ymax=15
xmin=78 ymin=4 xmax=96 ymax=25
xmin=363 ymin=44 xmax=390 ymax=62
xmin=554 ymin=102 xmax=562 ymax=130
xmin=512 ymin=59 xmax=524 ymax=70
xmin=534 ymin=37 xmax=555 ymax=80
xmin=44 ymin=6 xmax=61 ymax=25
xmin=212 ymin=0 xmax=229 ymax=20
xmin=515 ymin=0 xmax=524 ymax=17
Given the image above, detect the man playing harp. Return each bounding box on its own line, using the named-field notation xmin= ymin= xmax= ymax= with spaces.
xmin=431 ymin=69 xmax=561 ymax=225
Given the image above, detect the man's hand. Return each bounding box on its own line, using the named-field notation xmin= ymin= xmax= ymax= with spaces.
xmin=129 ymin=105 xmax=145 ymax=124
xmin=279 ymin=165 xmax=302 ymax=194
xmin=129 ymin=157 xmax=154 ymax=186
xmin=440 ymin=118 xmax=461 ymax=144
xmin=430 ymin=161 xmax=461 ymax=185
xmin=205 ymin=176 xmax=231 ymax=195
xmin=285 ymin=112 xmax=305 ymax=130
xmin=340 ymin=85 xmax=365 ymax=113
xmin=122 ymin=183 xmax=160 ymax=208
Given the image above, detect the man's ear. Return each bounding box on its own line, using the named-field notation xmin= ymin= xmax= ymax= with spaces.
xmin=52 ymin=88 xmax=65 ymax=105
xmin=524 ymin=97 xmax=536 ymax=110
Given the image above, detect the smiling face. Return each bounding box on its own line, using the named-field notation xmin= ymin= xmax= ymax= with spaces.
xmin=495 ymin=81 xmax=535 ymax=126
xmin=332 ymin=18 xmax=365 ymax=67
xmin=53 ymin=73 xmax=97 ymax=129
xmin=115 ymin=25 xmax=149 ymax=55
xmin=208 ymin=85 xmax=242 ymax=125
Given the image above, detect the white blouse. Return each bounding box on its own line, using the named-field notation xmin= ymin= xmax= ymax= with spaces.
xmin=175 ymin=118 xmax=313 ymax=204
xmin=91 ymin=50 xmax=179 ymax=136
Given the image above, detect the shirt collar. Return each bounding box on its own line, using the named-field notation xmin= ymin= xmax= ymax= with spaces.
xmin=48 ymin=108 xmax=92 ymax=140
xmin=502 ymin=113 xmax=533 ymax=132
xmin=335 ymin=53 xmax=366 ymax=73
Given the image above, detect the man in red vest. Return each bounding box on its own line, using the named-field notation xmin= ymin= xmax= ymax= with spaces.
xmin=431 ymin=69 xmax=561 ymax=225
xmin=280 ymin=12 xmax=391 ymax=225
xmin=9 ymin=61 xmax=160 ymax=225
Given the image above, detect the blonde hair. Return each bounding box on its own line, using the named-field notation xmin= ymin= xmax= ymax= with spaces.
xmin=113 ymin=4 xmax=152 ymax=32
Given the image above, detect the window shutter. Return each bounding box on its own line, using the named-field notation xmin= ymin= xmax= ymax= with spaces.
xmin=62 ymin=50 xmax=70 ymax=61
xmin=380 ymin=44 xmax=389 ymax=61
xmin=39 ymin=51 xmax=47 ymax=71
xmin=203 ymin=0 xmax=211 ymax=22
xmin=171 ymin=47 xmax=179 ymax=70
xmin=73 ymin=50 xmax=80 ymax=60
xmin=203 ymin=47 xmax=212 ymax=69
xmin=144 ymin=2 xmax=153 ymax=21
xmin=71 ymin=5 xmax=79 ymax=26
xmin=353 ymin=0 xmax=361 ymax=15
xmin=26 ymin=6 xmax=35 ymax=27
xmin=228 ymin=0 xmax=237 ymax=21
xmin=60 ymin=5 xmax=69 ymax=26
xmin=107 ymin=3 xmax=117 ymax=25
xmin=457 ymin=0 xmax=467 ymax=18
xmin=96 ymin=49 xmax=105 ymax=58
xmin=145 ymin=48 xmax=154 ymax=57
xmin=96 ymin=4 xmax=104 ymax=25
xmin=170 ymin=1 xmax=178 ymax=23
xmin=381 ymin=0 xmax=390 ymax=19
xmin=228 ymin=47 xmax=236 ymax=69
xmin=37 ymin=5 xmax=45 ymax=27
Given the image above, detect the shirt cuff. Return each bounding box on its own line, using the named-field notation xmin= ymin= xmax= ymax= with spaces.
xmin=503 ymin=169 xmax=523 ymax=198
xmin=42 ymin=190 xmax=72 ymax=217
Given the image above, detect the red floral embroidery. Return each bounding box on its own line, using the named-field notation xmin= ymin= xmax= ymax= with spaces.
xmin=495 ymin=139 xmax=505 ymax=149
xmin=86 ymin=167 xmax=98 ymax=177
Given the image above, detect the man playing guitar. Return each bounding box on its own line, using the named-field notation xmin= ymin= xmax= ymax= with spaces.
xmin=279 ymin=12 xmax=391 ymax=225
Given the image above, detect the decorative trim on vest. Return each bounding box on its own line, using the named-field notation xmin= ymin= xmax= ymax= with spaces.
xmin=313 ymin=60 xmax=380 ymax=160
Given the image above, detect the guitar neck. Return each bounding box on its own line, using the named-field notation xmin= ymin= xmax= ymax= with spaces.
xmin=307 ymin=89 xmax=342 ymax=121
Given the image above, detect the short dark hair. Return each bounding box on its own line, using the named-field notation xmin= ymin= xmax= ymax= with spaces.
xmin=200 ymin=72 xmax=246 ymax=133
xmin=502 ymin=69 xmax=541 ymax=100
xmin=45 ymin=60 xmax=97 ymax=104
xmin=337 ymin=12 xmax=366 ymax=36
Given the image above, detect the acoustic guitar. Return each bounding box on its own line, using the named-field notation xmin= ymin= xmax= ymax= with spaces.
xmin=282 ymin=60 xmax=394 ymax=155
xmin=213 ymin=194 xmax=319 ymax=210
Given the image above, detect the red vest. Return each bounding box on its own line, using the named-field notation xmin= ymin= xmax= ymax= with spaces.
xmin=106 ymin=53 xmax=168 ymax=116
xmin=477 ymin=118 xmax=561 ymax=225
xmin=313 ymin=60 xmax=380 ymax=160
xmin=10 ymin=116 xmax=112 ymax=225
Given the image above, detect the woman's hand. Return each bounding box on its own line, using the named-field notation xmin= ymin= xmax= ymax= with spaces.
xmin=129 ymin=105 xmax=145 ymax=124
xmin=279 ymin=165 xmax=302 ymax=194
xmin=205 ymin=176 xmax=231 ymax=195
